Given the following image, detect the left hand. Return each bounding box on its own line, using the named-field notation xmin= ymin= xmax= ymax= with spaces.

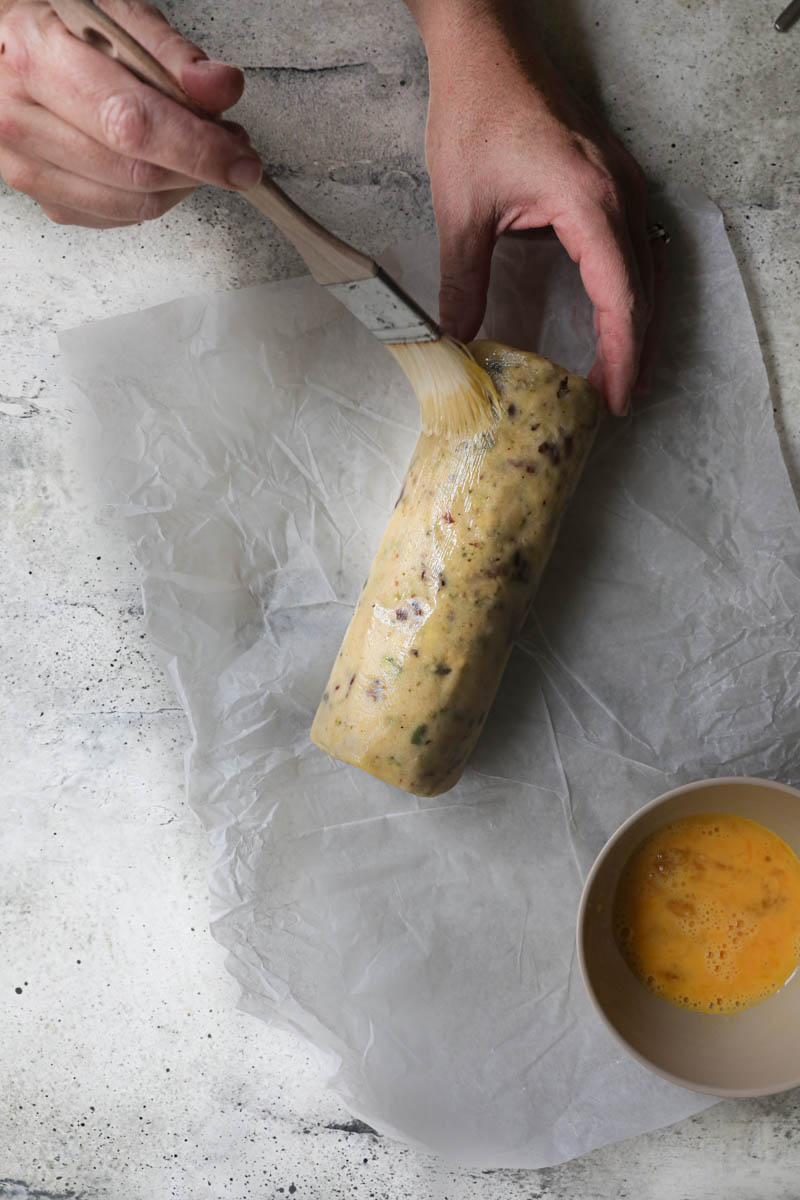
xmin=420 ymin=13 xmax=661 ymax=416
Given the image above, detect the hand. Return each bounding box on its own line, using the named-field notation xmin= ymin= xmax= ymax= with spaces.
xmin=0 ymin=0 xmax=262 ymax=228
xmin=412 ymin=2 xmax=661 ymax=416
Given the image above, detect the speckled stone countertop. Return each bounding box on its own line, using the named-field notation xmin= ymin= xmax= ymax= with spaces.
xmin=2 ymin=2 xmax=799 ymax=1197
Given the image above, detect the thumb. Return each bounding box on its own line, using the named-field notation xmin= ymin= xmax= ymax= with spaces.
xmin=101 ymin=0 xmax=244 ymax=114
xmin=436 ymin=209 xmax=496 ymax=342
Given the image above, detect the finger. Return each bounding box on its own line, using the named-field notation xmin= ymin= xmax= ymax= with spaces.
xmin=554 ymin=207 xmax=647 ymax=416
xmin=0 ymin=97 xmax=201 ymax=190
xmin=96 ymin=0 xmax=244 ymax=113
xmin=634 ymin=236 xmax=668 ymax=395
xmin=436 ymin=206 xmax=496 ymax=342
xmin=39 ymin=201 xmax=137 ymax=228
xmin=1 ymin=150 xmax=194 ymax=221
xmin=14 ymin=6 xmax=262 ymax=190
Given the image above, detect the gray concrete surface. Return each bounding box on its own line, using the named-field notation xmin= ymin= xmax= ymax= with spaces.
xmin=2 ymin=0 xmax=799 ymax=1196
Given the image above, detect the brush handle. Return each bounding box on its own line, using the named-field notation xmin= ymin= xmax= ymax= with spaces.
xmin=245 ymin=178 xmax=374 ymax=285
xmin=48 ymin=0 xmax=376 ymax=285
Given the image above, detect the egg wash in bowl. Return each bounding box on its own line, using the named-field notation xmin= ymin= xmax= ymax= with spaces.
xmin=613 ymin=812 xmax=800 ymax=1014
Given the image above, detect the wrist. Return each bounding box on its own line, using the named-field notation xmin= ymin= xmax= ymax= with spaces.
xmin=408 ymin=0 xmax=514 ymax=61
xmin=408 ymin=0 xmax=554 ymax=94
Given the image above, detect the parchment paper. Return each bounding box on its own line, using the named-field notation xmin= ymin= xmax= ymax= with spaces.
xmin=60 ymin=187 xmax=800 ymax=1168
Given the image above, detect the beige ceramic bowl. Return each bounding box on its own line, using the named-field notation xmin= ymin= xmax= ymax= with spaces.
xmin=577 ymin=776 xmax=800 ymax=1096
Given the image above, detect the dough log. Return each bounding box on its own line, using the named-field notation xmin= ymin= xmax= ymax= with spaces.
xmin=311 ymin=341 xmax=601 ymax=796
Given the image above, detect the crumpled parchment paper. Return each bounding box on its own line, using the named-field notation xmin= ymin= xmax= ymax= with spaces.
xmin=59 ymin=186 xmax=800 ymax=1168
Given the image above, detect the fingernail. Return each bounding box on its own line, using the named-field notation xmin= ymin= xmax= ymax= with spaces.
xmin=227 ymin=156 xmax=262 ymax=190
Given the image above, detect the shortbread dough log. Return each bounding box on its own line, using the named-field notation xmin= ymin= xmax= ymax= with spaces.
xmin=311 ymin=341 xmax=601 ymax=796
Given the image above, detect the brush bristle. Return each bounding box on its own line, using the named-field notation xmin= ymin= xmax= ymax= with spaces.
xmin=387 ymin=336 xmax=499 ymax=440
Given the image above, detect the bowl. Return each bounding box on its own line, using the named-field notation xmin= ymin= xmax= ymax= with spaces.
xmin=577 ymin=776 xmax=800 ymax=1096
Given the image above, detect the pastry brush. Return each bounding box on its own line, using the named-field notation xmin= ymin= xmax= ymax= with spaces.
xmin=49 ymin=0 xmax=498 ymax=440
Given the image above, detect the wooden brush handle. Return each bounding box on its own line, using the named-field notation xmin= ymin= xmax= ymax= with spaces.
xmin=244 ymin=177 xmax=374 ymax=285
xmin=48 ymin=0 xmax=376 ymax=285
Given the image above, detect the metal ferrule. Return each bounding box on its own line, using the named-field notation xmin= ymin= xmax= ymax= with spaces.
xmin=325 ymin=268 xmax=440 ymax=343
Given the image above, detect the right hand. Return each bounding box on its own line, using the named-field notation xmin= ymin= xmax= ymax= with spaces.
xmin=0 ymin=0 xmax=262 ymax=227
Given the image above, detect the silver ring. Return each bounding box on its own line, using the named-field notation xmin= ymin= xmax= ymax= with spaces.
xmin=647 ymin=222 xmax=671 ymax=245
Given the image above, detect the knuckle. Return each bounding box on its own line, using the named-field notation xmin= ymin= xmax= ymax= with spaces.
xmin=568 ymin=141 xmax=622 ymax=208
xmin=571 ymin=154 xmax=625 ymax=218
xmin=592 ymin=170 xmax=625 ymax=217
xmin=99 ymin=91 xmax=153 ymax=156
xmin=152 ymin=26 xmax=203 ymax=66
xmin=127 ymin=156 xmax=168 ymax=191
xmin=121 ymin=1 xmax=204 ymax=72
xmin=136 ymin=1 xmax=169 ymax=23
xmin=439 ymin=274 xmax=471 ymax=300
xmin=439 ymin=285 xmax=467 ymax=315
xmin=0 ymin=11 xmax=32 ymax=81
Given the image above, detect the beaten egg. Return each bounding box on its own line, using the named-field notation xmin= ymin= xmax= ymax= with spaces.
xmin=614 ymin=812 xmax=800 ymax=1013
